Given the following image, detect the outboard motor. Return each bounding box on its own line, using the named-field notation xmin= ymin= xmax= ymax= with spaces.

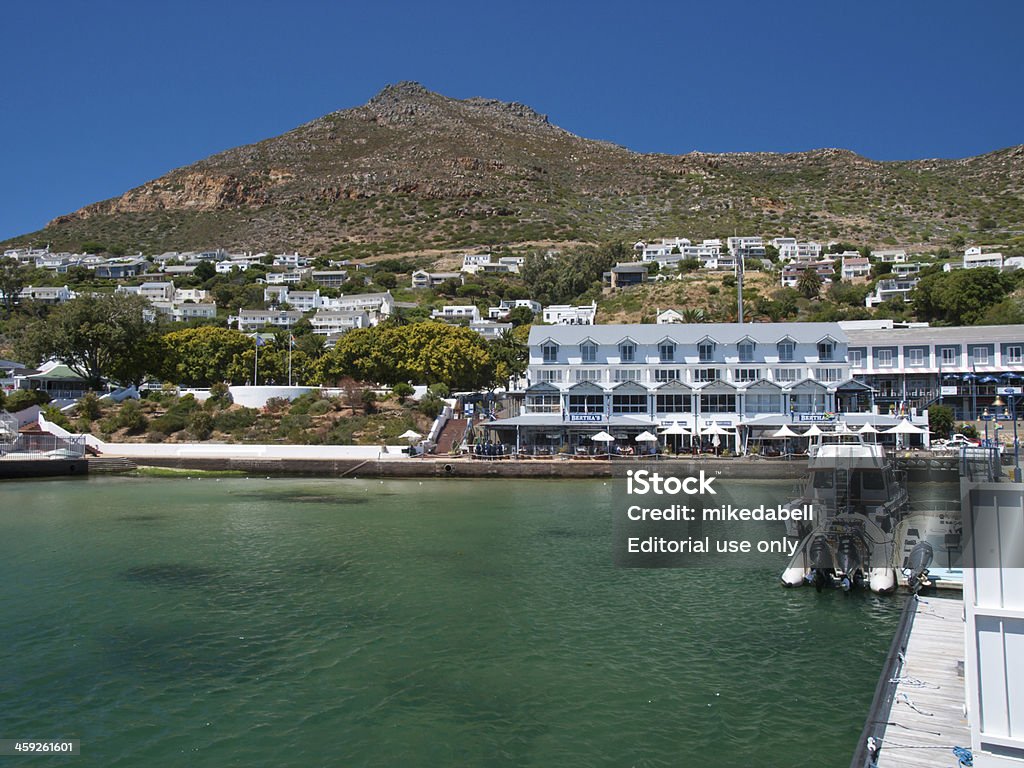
xmin=808 ymin=535 xmax=834 ymax=593
xmin=836 ymin=535 xmax=863 ymax=592
xmin=905 ymin=541 xmax=934 ymax=592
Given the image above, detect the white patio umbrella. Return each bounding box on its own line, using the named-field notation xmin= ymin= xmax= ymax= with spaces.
xmin=858 ymin=423 xmax=879 ymax=434
xmin=772 ymin=424 xmax=801 ymax=438
xmin=634 ymin=431 xmax=659 ymax=442
xmin=703 ymin=423 xmax=732 ymax=436
xmin=803 ymin=424 xmax=824 ymax=437
xmin=882 ymin=419 xmax=926 ymax=435
xmin=660 ymin=422 xmax=691 ymax=436
xmin=590 ymin=431 xmax=615 ymax=442
xmin=398 ymin=429 xmax=422 ymax=441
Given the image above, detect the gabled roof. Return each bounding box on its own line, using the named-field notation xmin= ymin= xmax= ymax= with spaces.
xmin=739 ymin=378 xmax=783 ymax=391
xmin=566 ymin=381 xmax=606 ymax=393
xmin=653 ymin=380 xmax=693 ymax=391
xmin=527 ymin=323 xmax=848 ymax=347
xmin=786 ymin=378 xmax=828 ymax=391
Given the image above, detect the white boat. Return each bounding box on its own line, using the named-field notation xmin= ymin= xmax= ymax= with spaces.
xmin=780 ymin=430 xmax=912 ymax=594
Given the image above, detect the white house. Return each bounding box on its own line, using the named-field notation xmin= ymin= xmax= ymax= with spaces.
xmin=488 ymin=299 xmax=542 ymax=320
xmin=431 ymin=305 xmax=482 ymax=323
xmin=864 ymin=278 xmax=919 ymax=308
xmin=16 ymin=285 xmax=74 ymax=305
xmin=411 ymin=270 xmax=463 ymax=289
xmin=841 ymin=256 xmax=872 ymax=282
xmin=272 ymin=252 xmax=308 ymax=268
xmin=871 ymin=249 xmax=908 ymax=264
xmin=542 ymin=302 xmax=597 ymax=325
xmin=963 ymin=246 xmax=1004 ymax=270
xmin=656 ymin=308 xmax=685 ymax=324
xmin=781 ymin=261 xmax=834 ymax=288
xmin=469 ymin=320 xmax=513 ymax=340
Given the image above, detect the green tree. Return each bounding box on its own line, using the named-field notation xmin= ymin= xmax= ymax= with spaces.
xmin=912 ymin=268 xmax=1017 ymax=325
xmin=193 ymin=261 xmax=216 ymax=281
xmin=319 ymin=322 xmax=494 ymax=390
xmin=160 ymin=326 xmax=254 ymax=386
xmin=506 ymin=305 xmax=536 ymax=327
xmin=0 ymin=258 xmax=29 ymax=316
xmin=16 ymin=293 xmax=157 ymax=389
xmin=928 ymin=404 xmax=955 ymax=440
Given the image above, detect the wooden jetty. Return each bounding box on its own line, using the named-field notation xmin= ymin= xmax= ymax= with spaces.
xmin=852 ymin=596 xmax=971 ymax=768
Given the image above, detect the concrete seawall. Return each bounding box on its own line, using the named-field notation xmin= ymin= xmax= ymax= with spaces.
xmin=125 ymin=455 xmax=812 ymax=479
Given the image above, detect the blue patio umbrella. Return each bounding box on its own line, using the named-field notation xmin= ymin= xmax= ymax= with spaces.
xmin=979 ymin=376 xmax=999 ymax=383
xmin=962 ymin=373 xmax=977 ymax=381
xmin=1001 ymin=372 xmax=1022 ymax=380
xmin=942 ymin=373 xmax=959 ymax=381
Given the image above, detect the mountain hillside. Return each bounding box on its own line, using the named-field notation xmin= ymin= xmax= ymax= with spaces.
xmin=10 ymin=82 xmax=1024 ymax=256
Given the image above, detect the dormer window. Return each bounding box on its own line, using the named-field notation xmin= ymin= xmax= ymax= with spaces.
xmin=817 ymin=341 xmax=835 ymax=362
xmin=580 ymin=341 xmax=597 ymax=364
xmin=619 ymin=342 xmax=635 ymax=363
xmin=738 ymin=341 xmax=755 ymax=363
xmin=777 ymin=340 xmax=795 ymax=362
xmin=698 ymin=341 xmax=714 ymax=363
xmin=659 ymin=340 xmax=676 ymax=363
xmin=542 ymin=342 xmax=559 ymax=364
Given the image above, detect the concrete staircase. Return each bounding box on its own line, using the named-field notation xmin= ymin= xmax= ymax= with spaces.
xmin=87 ymin=457 xmax=138 ymax=474
xmin=433 ymin=418 xmax=468 ymax=455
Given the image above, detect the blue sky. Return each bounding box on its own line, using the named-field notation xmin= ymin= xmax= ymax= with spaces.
xmin=3 ymin=0 xmax=1022 ymax=241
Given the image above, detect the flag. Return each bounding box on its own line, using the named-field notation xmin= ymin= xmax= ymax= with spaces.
xmin=289 ymin=334 xmax=296 ymax=348
xmin=255 ymin=335 xmax=265 ymax=347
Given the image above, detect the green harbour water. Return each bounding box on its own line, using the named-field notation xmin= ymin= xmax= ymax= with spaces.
xmin=0 ymin=476 xmax=904 ymax=767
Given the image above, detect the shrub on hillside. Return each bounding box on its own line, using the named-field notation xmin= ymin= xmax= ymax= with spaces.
xmin=5 ymin=389 xmax=51 ymax=412
xmin=187 ymin=411 xmax=214 ymax=440
xmin=212 ymin=407 xmax=260 ymax=434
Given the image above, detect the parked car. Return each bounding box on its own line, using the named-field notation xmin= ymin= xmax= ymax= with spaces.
xmin=930 ymin=434 xmax=982 ymax=451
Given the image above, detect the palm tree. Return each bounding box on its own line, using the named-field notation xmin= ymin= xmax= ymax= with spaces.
xmin=681 ymin=308 xmax=706 ymax=323
xmin=797 ymin=267 xmax=823 ymax=300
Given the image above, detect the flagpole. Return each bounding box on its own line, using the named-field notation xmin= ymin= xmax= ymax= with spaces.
xmin=288 ymin=337 xmax=293 ymax=387
xmin=254 ymin=335 xmax=259 ymax=385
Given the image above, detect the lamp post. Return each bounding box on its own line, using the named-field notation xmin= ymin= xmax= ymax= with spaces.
xmin=997 ymin=393 xmax=1021 ymax=483
xmin=982 ymin=407 xmax=991 ymax=445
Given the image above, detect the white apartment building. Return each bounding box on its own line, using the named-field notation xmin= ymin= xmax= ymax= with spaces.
xmin=844 ymin=323 xmax=1024 ymax=419
xmin=682 ymin=239 xmax=723 ymax=265
xmin=309 ymin=310 xmax=370 ymax=336
xmin=263 ymin=270 xmax=308 ymax=285
xmin=774 ymin=238 xmax=823 ymax=262
xmin=639 ymin=238 xmax=692 ymax=263
xmin=727 ymin=236 xmax=766 ymax=259
xmin=542 ymin=302 xmax=597 ymax=325
xmin=233 ymin=309 xmax=304 ymax=331
xmin=151 ymin=302 xmax=218 ymax=322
